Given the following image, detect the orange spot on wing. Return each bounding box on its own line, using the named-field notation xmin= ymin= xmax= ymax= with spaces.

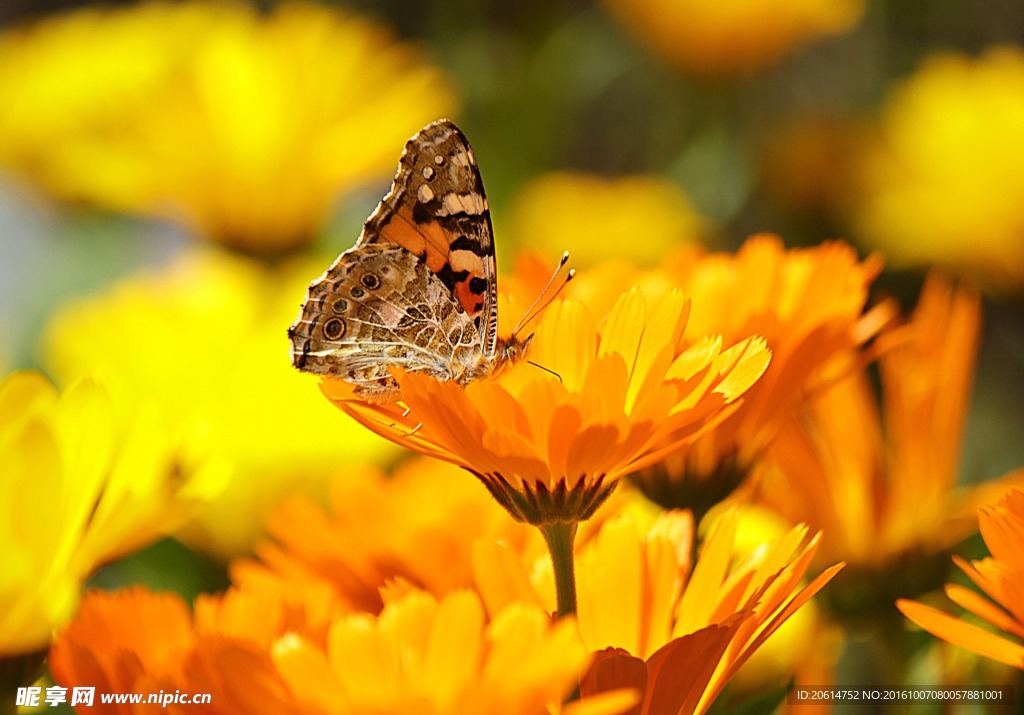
xmin=379 ymin=214 xmax=453 ymax=274
xmin=378 ymin=209 xmax=488 ymax=316
xmin=378 ymin=215 xmax=426 ymax=254
xmin=454 ymin=279 xmax=484 ymax=314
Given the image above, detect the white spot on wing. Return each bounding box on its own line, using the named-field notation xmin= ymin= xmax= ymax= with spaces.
xmin=417 ymin=184 xmax=435 ymax=203
xmin=451 ymin=151 xmax=475 ymax=167
xmin=449 ymin=249 xmax=482 ymax=273
xmin=436 ymin=192 xmax=487 ymax=216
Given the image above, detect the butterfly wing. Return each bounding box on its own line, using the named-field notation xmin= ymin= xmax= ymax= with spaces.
xmin=289 ymin=120 xmax=500 ymax=402
xmin=356 ymin=120 xmax=499 ymax=356
xmin=289 ymin=243 xmax=482 ymax=402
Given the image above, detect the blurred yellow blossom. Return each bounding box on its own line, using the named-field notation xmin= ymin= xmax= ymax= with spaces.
xmin=507 ymin=172 xmax=708 ymax=267
xmin=899 ymin=488 xmax=1024 ymax=670
xmin=756 ymin=276 xmax=1024 ymax=623
xmin=0 ymin=372 xmax=220 ymax=659
xmin=43 ymin=249 xmax=396 ymax=558
xmin=0 ymin=1 xmax=456 ymax=253
xmin=601 ymin=0 xmax=864 ymax=77
xmin=856 ymin=47 xmax=1024 ymax=293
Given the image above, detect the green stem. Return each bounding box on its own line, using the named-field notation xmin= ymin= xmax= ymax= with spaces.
xmin=540 ymin=521 xmax=578 ymax=619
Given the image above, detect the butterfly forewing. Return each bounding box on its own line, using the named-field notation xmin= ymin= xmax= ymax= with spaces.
xmin=357 ymin=120 xmax=498 ymax=355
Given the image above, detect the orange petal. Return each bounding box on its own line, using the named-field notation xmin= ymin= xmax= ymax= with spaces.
xmin=898 ymin=599 xmax=1024 ymax=669
xmin=945 ymin=583 xmax=1024 ymax=640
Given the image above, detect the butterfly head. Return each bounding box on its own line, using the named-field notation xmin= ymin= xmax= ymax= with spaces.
xmin=490 ymin=252 xmax=574 ymax=381
xmin=498 ymin=332 xmax=534 ymax=367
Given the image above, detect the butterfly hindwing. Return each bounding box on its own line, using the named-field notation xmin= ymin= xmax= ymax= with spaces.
xmin=288 ymin=243 xmax=483 ymax=402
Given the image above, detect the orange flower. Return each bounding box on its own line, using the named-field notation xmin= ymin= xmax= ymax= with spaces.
xmin=898 ymin=488 xmax=1024 ymax=670
xmin=754 ymin=274 xmax=1024 ymax=641
xmin=46 ymin=585 xmax=336 ymax=713
xmin=321 ymin=286 xmax=770 ymax=526
xmin=580 ymin=511 xmax=840 ymax=714
xmin=569 ymin=235 xmax=890 ymax=520
xmin=757 ymin=276 xmax=1017 ymax=569
xmin=50 ymin=586 xmax=628 ymax=715
xmin=473 ymin=509 xmax=841 ymax=714
xmin=49 ymin=587 xmax=198 ymax=712
xmin=232 ymin=457 xmax=533 ymax=614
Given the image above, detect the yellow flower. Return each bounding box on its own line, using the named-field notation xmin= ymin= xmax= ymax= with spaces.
xmin=898 ymin=488 xmax=1024 ymax=670
xmin=721 ymin=506 xmax=830 ymax=696
xmin=580 ymin=510 xmax=840 ymax=715
xmin=321 ymin=286 xmax=770 ymax=525
xmin=44 ymin=248 xmax=396 ymax=558
xmin=855 ymin=47 xmax=1024 ymax=293
xmin=0 ymin=1 xmax=456 ymax=253
xmin=274 ymin=590 xmax=611 ymax=715
xmin=601 ymin=0 xmax=864 ymax=77
xmin=0 ymin=372 xmax=219 ymax=658
xmin=570 ymin=236 xmax=890 ymax=521
xmin=474 ymin=508 xmax=840 ymax=714
xmin=507 ymin=173 xmax=708 ymax=267
xmin=756 ymin=276 xmax=1022 ymax=619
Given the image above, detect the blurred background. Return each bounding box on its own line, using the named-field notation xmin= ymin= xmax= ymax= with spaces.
xmin=2 ymin=0 xmax=1024 ymax=709
xmin=4 ymin=2 xmax=1024 ymax=317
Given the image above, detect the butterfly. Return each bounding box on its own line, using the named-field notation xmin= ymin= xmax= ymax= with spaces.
xmin=289 ymin=119 xmax=550 ymax=404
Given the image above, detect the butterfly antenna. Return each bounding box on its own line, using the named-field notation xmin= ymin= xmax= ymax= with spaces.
xmin=512 ymin=252 xmax=575 ymax=336
xmin=526 ymin=360 xmax=563 ymax=383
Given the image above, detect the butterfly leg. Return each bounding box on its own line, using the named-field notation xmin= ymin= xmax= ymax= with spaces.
xmin=385 ymin=406 xmax=421 ymax=436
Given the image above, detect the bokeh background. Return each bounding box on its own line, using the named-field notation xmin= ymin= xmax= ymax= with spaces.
xmin=2 ymin=0 xmax=1024 ymax=712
